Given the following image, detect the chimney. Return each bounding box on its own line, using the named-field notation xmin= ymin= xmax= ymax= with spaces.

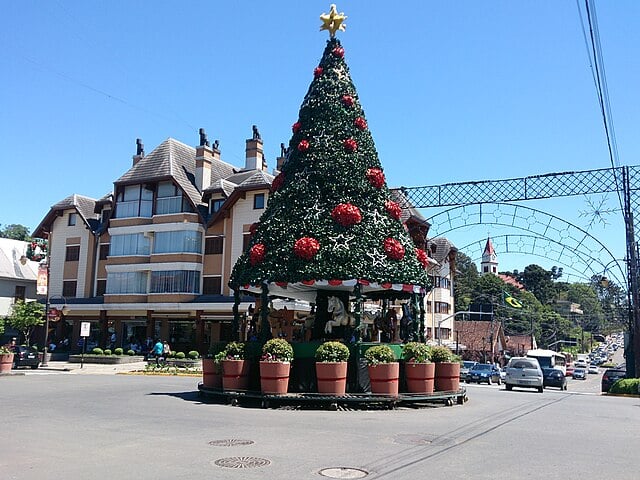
xmin=195 ymin=128 xmax=213 ymax=192
xmin=275 ymin=142 xmax=288 ymax=173
xmin=245 ymin=125 xmax=264 ymax=170
xmin=132 ymin=138 xmax=144 ymax=165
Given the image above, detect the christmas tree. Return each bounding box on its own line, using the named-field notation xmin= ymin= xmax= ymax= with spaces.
xmin=229 ymin=8 xmax=429 ymax=299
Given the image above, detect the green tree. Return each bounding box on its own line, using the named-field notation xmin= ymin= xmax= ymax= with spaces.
xmin=230 ymin=38 xmax=429 ymax=289
xmin=453 ymin=251 xmax=478 ymax=312
xmin=6 ymin=300 xmax=45 ymax=346
xmin=517 ymin=264 xmax=556 ymax=304
xmin=566 ymin=283 xmax=604 ymax=332
xmin=0 ymin=223 xmax=31 ymax=241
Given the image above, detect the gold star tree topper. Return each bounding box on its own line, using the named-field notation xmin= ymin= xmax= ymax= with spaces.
xmin=320 ymin=4 xmax=347 ymax=37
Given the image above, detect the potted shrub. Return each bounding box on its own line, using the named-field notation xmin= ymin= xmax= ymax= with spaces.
xmin=202 ymin=346 xmax=225 ymax=389
xmin=430 ymin=345 xmax=460 ymax=392
xmin=260 ymin=338 xmax=294 ymax=394
xmin=315 ymin=341 xmax=350 ymax=395
xmin=221 ymin=341 xmax=249 ymax=390
xmin=0 ymin=344 xmax=14 ymax=374
xmin=402 ymin=342 xmax=434 ymax=394
xmin=364 ymin=344 xmax=399 ymax=396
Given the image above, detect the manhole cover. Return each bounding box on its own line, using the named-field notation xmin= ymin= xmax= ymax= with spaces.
xmin=208 ymin=439 xmax=254 ymax=447
xmin=319 ymin=467 xmax=368 ymax=478
xmin=213 ymin=456 xmax=270 ymax=469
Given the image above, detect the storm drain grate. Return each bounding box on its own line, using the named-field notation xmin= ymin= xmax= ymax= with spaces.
xmin=208 ymin=439 xmax=255 ymax=447
xmin=319 ymin=467 xmax=368 ymax=478
xmin=213 ymin=457 xmax=271 ymax=469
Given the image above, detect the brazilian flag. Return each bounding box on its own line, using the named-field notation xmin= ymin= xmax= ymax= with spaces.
xmin=504 ymin=291 xmax=523 ymax=308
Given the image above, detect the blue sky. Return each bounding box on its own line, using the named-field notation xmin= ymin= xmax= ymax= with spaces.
xmin=2 ymin=1 xmax=638 ymax=285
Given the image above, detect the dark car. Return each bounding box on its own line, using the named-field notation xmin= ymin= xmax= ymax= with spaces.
xmin=467 ymin=363 xmax=501 ymax=385
xmin=601 ymin=367 xmax=626 ymax=392
xmin=573 ymin=368 xmax=587 ymax=380
xmin=12 ymin=345 xmax=40 ymax=369
xmin=543 ymin=368 xmax=567 ymax=390
xmin=460 ymin=361 xmax=477 ymax=382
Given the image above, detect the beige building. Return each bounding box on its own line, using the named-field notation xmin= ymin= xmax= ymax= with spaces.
xmin=34 ymin=130 xmax=274 ymax=353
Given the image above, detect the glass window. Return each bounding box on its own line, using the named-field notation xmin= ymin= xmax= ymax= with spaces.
xmin=154 ymin=230 xmax=202 ymax=254
xmin=14 ymin=286 xmax=26 ymax=302
xmin=65 ymin=245 xmax=80 ymax=262
xmin=150 ymin=270 xmax=200 ymax=294
xmin=211 ymin=198 xmax=225 ymax=213
xmin=157 ymin=181 xmax=177 ymax=198
xmin=205 ymin=237 xmax=223 ymax=254
xmin=203 ymin=276 xmax=222 ymax=295
xmin=110 ymin=234 xmax=150 ymax=256
xmin=115 ymin=184 xmax=153 ymax=218
xmin=253 ymin=193 xmax=265 ymax=209
xmin=68 ymin=213 xmax=77 ymax=226
xmin=99 ymin=244 xmax=110 ymax=260
xmin=96 ymin=280 xmax=107 ymax=296
xmin=106 ymin=272 xmax=148 ymax=294
xmin=62 ymin=281 xmax=77 ymax=297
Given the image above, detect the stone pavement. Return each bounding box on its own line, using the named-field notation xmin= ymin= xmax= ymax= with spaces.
xmin=38 ymin=360 xmax=150 ymax=374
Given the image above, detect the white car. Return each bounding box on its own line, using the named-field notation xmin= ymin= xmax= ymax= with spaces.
xmin=504 ymin=357 xmax=544 ymax=393
xmin=588 ymin=364 xmax=600 ymax=374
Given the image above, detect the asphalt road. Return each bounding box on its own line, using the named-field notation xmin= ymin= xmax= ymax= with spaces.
xmin=1 ymin=367 xmax=638 ymax=480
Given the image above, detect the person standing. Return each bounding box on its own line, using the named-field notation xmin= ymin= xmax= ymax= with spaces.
xmin=163 ymin=340 xmax=171 ymax=359
xmin=152 ymin=339 xmax=164 ymax=366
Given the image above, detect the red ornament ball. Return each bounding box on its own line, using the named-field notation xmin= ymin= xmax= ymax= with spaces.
xmin=343 ymin=138 xmax=358 ymax=153
xmin=416 ymin=248 xmax=429 ymax=269
xmin=294 ymin=237 xmax=320 ymax=260
xmin=354 ymin=117 xmax=368 ymax=130
xmin=314 ymin=67 xmax=324 ymax=78
xmin=297 ymin=139 xmax=310 ymax=152
xmin=384 ymin=238 xmax=405 ymax=261
xmin=341 ymin=95 xmax=354 ymax=107
xmin=249 ymin=243 xmax=266 ymax=266
xmin=366 ymin=168 xmax=386 ymax=189
xmin=331 ymin=203 xmax=362 ymax=227
xmin=385 ymin=200 xmax=402 ymax=220
xmin=332 ymin=46 xmax=345 ymax=58
xmin=292 ymin=121 xmax=301 ymax=133
xmin=271 ymin=173 xmax=285 ymax=192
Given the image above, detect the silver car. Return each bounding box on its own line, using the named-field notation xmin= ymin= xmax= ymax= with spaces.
xmin=504 ymin=357 xmax=544 ymax=393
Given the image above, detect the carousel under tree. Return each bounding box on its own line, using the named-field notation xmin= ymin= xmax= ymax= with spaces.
xmin=229 ymin=4 xmax=431 ymax=342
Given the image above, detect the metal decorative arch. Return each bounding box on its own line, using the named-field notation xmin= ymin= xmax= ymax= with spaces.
xmin=458 ymin=234 xmax=623 ymax=285
xmin=425 ymin=202 xmax=626 ymax=288
xmin=395 ymin=164 xmax=640 ymax=376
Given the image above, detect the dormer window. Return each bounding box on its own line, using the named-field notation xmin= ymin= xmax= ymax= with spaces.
xmin=156 ymin=181 xmax=194 ymax=215
xmin=211 ymin=198 xmax=225 ymax=214
xmin=254 ymin=193 xmax=265 ymax=210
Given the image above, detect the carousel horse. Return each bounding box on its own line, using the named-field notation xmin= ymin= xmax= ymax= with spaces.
xmin=325 ymin=296 xmax=355 ymax=334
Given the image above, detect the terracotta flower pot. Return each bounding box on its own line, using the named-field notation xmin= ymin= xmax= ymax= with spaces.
xmin=222 ymin=359 xmax=249 ymax=391
xmin=202 ymin=358 xmax=222 ymax=388
xmin=368 ymin=362 xmax=400 ymax=396
xmin=434 ymin=362 xmax=461 ymax=392
xmin=0 ymin=353 xmax=14 ymax=373
xmin=260 ymin=361 xmax=290 ymax=394
xmin=405 ymin=362 xmax=435 ymax=394
xmin=316 ymin=362 xmax=348 ymax=395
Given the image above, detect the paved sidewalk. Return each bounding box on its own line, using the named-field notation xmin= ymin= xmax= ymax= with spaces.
xmin=38 ymin=360 xmax=149 ymax=375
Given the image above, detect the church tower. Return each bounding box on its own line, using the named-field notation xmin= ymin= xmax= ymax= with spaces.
xmin=481 ymin=237 xmax=498 ymax=275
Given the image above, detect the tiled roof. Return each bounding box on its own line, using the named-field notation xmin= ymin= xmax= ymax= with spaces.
xmin=115 ymin=138 xmax=204 ymax=208
xmin=390 ymin=188 xmax=429 ymax=226
xmin=455 ymin=320 xmax=505 ymax=352
xmin=483 ymin=237 xmax=495 ymax=256
xmin=426 ymin=237 xmax=457 ymax=264
xmin=33 ymin=194 xmax=100 ymax=237
xmin=204 ymin=178 xmax=236 ymax=197
xmin=225 ymin=169 xmax=274 ymax=188
xmin=498 ymin=274 xmax=525 ymax=290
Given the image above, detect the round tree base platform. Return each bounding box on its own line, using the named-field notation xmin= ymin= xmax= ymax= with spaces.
xmin=197 ymin=383 xmax=467 ymax=410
